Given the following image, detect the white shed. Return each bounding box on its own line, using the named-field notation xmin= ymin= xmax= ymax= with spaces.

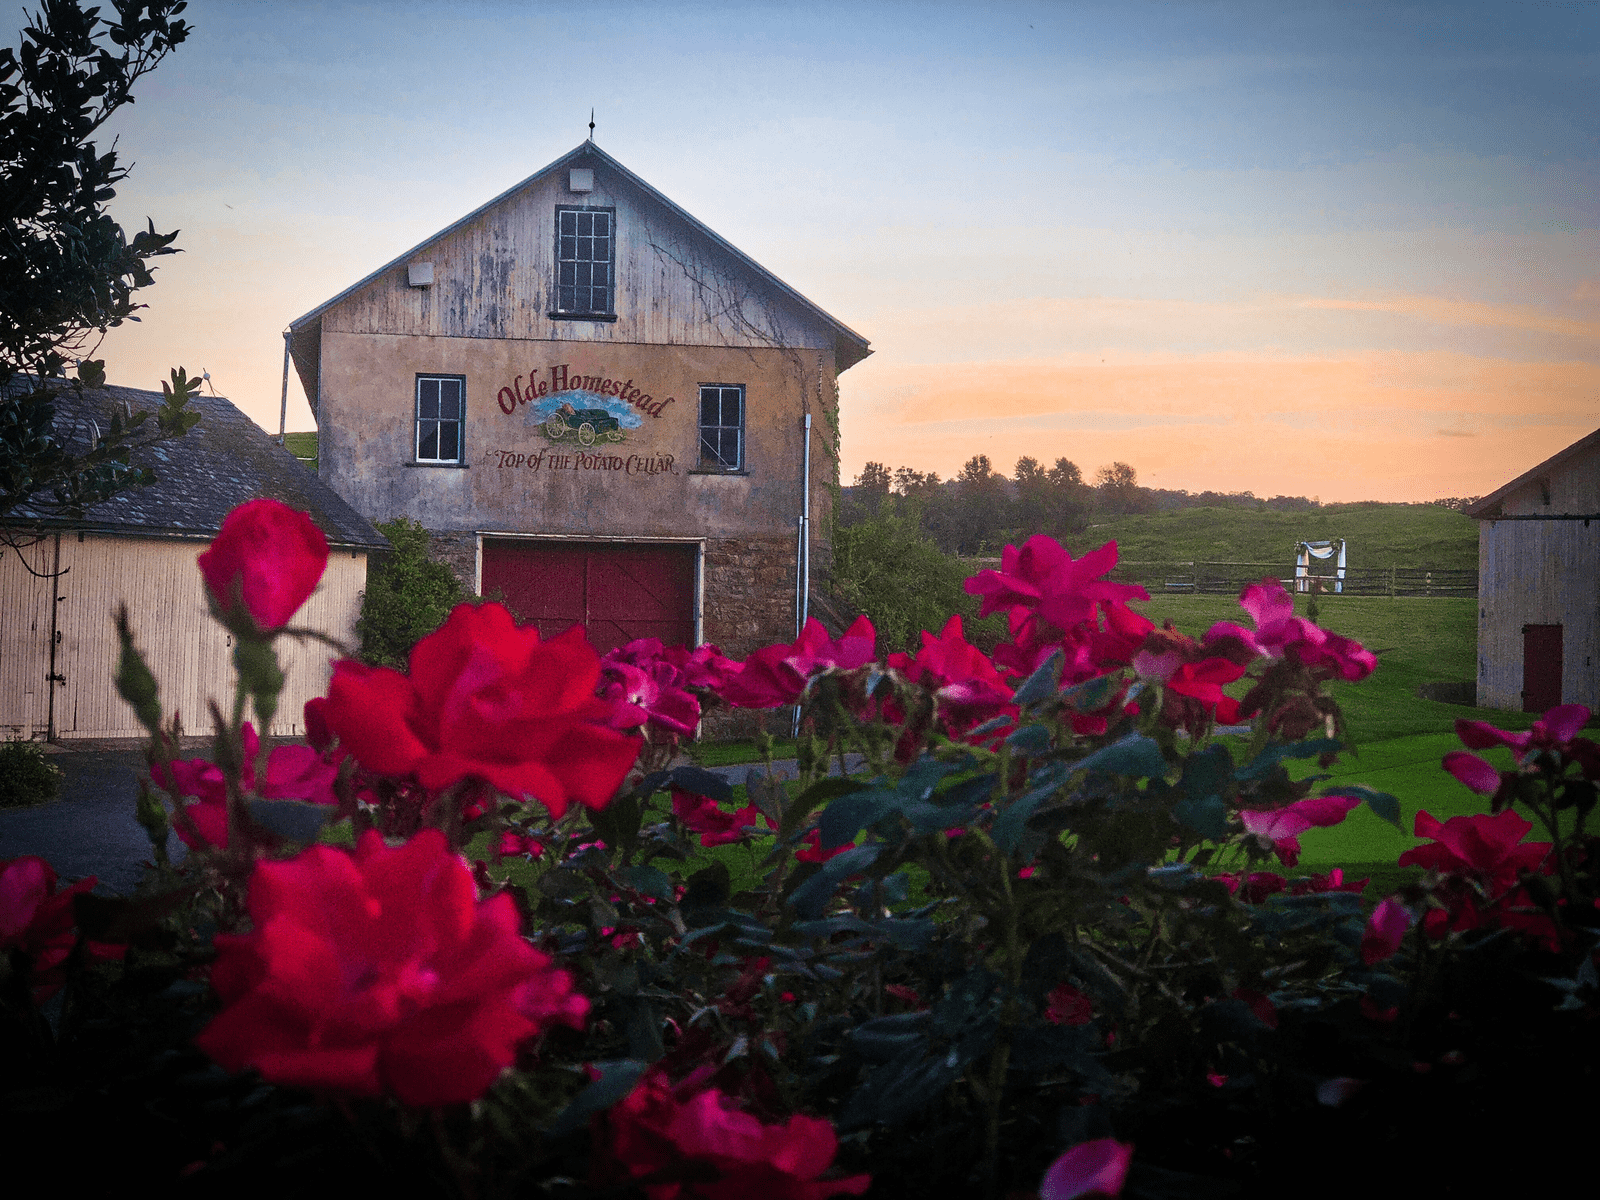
xmin=1 ymin=379 xmax=387 ymax=740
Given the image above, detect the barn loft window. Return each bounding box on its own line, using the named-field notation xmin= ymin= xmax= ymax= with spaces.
xmin=553 ymin=206 xmax=616 ymax=319
xmin=698 ymin=384 xmax=744 ymax=472
xmin=415 ymin=375 xmax=465 ymax=464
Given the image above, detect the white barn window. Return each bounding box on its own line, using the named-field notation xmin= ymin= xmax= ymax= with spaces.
xmin=415 ymin=375 xmax=465 ymax=464
xmin=555 ymin=206 xmax=615 ymax=317
xmin=698 ymin=384 xmax=744 ymax=471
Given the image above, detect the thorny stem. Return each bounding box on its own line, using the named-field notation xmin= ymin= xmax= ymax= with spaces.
xmin=1525 ymin=788 xmax=1576 ymax=910
xmin=967 ymin=826 xmax=1023 ymax=1200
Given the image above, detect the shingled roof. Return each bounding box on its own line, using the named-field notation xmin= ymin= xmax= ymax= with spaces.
xmin=3 ymin=377 xmax=388 ymax=550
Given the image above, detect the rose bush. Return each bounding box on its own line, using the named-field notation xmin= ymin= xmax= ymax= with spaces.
xmin=8 ymin=510 xmax=1595 ymax=1198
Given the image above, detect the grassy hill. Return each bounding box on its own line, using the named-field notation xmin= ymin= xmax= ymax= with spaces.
xmin=1078 ymin=502 xmax=1478 ymax=570
xmin=282 ymin=431 xmax=318 ymax=471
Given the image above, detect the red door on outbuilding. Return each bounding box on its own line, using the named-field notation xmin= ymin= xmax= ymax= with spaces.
xmin=1522 ymin=624 xmax=1563 ymax=713
xmin=480 ymin=540 xmax=697 ymax=654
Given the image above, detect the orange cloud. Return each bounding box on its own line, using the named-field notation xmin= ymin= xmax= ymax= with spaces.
xmin=839 ymin=350 xmax=1600 ymax=502
xmin=1296 ymin=295 xmax=1600 ymax=341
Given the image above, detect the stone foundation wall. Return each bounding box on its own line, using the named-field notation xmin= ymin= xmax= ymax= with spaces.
xmin=427 ymin=531 xmax=478 ymax=596
xmin=701 ymin=535 xmax=797 ymax=659
xmin=700 ymin=535 xmax=800 ymax=740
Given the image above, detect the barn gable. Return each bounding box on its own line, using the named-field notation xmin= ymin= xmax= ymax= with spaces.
xmin=288 ymin=141 xmax=870 ymax=417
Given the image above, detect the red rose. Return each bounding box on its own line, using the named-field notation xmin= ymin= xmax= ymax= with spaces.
xmin=718 ymin=616 xmax=876 ymax=709
xmin=594 ymin=1068 xmax=870 ymax=1200
xmin=197 ymin=499 xmax=329 ymax=633
xmin=1039 ymin=1138 xmax=1134 ymax=1199
xmin=1045 ymin=983 xmax=1094 ymax=1027
xmin=196 ymin=829 xmax=586 ymax=1107
xmin=323 ymin=603 xmax=640 ymax=818
xmin=0 ymin=856 xmax=100 ymax=1002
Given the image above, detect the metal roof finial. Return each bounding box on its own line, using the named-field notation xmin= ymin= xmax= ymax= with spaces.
xmin=588 ymin=109 xmax=595 ymax=141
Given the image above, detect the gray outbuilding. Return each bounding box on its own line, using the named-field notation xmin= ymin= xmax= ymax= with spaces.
xmin=1465 ymin=428 xmax=1600 ymax=713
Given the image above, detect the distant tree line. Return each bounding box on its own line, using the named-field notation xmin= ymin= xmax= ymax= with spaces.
xmin=1428 ymin=496 xmax=1484 ymax=512
xmin=838 ymin=455 xmax=1321 ymax=557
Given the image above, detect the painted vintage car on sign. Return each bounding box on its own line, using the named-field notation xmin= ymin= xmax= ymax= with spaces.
xmin=531 ymin=391 xmax=643 ymax=446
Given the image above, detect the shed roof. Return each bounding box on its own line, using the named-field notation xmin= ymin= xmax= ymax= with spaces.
xmin=287 ymin=140 xmax=871 ymax=372
xmin=3 ymin=377 xmax=389 ymax=549
xmin=1464 ymin=426 xmax=1600 ymax=519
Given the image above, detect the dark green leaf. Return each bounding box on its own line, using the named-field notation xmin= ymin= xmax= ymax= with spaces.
xmin=1013 ymin=649 xmax=1064 ymax=705
xmin=613 ymin=864 xmax=673 ymax=901
xmin=1236 ymin=738 xmax=1341 ymax=781
xmin=1173 ymin=793 xmax=1229 ymax=840
xmin=546 ymin=1060 xmax=649 ymax=1136
xmin=783 ymin=776 xmax=870 ymax=837
xmin=1005 ymin=723 xmax=1054 ymax=754
xmin=682 ymin=860 xmax=731 ymax=911
xmin=787 ymin=844 xmax=882 ymax=919
xmin=1076 ymin=733 xmax=1167 ymax=780
xmin=1321 ymin=784 xmax=1404 ymax=831
xmin=667 ymin=765 xmax=734 ymax=804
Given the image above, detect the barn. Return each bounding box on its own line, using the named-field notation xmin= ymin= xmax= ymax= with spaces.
xmin=0 ymin=378 xmax=386 ymax=740
xmin=1465 ymin=427 xmax=1600 ymax=712
xmin=285 ymin=139 xmax=870 ymax=674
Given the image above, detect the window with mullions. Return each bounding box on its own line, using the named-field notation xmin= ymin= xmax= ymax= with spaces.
xmin=555 ymin=206 xmax=615 ymax=316
xmin=415 ymin=375 xmax=464 ymax=464
xmin=698 ymin=384 xmax=744 ymax=472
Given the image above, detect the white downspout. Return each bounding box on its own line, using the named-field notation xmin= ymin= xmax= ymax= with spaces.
xmin=277 ymin=330 xmax=291 ymax=445
xmin=793 ymin=412 xmax=812 ymax=737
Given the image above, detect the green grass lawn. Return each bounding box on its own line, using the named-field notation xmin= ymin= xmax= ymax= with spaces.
xmin=690 ymin=592 xmax=1525 ymax=764
xmin=282 ymin=430 xmax=318 ymax=470
xmin=1081 ymin=501 xmax=1478 ymax=570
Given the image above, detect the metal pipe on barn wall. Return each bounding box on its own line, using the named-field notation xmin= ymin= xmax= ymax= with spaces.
xmin=277 ymin=330 xmax=290 ymax=445
xmin=793 ymin=411 xmax=812 ymax=738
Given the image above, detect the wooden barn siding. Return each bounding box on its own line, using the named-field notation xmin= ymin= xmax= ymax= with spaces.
xmin=0 ymin=535 xmax=60 ymax=736
xmin=1477 ymin=518 xmax=1600 ymax=711
xmin=321 ymin=171 xmax=833 ymax=353
xmin=1 ymin=534 xmax=365 ymax=739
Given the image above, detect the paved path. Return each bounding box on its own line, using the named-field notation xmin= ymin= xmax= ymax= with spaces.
xmin=0 ymin=747 xmax=184 ymax=893
xmin=0 ymin=746 xmax=861 ymax=893
xmin=698 ymin=754 xmax=866 ymax=786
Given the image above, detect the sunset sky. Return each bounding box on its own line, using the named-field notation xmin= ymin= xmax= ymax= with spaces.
xmin=85 ymin=0 xmax=1598 ymax=502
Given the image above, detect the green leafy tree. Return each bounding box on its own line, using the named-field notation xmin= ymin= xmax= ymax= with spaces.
xmin=1 ymin=1 xmax=198 ymax=519
xmin=1094 ymin=460 xmax=1148 ymax=515
xmin=1012 ymin=455 xmax=1050 ymax=535
xmin=357 ymin=517 xmax=463 ymax=667
xmin=852 ymin=460 xmax=891 ymax=516
xmin=831 ymin=509 xmax=978 ymax=654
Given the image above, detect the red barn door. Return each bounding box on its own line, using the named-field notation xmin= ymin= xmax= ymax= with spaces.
xmin=480 ymin=540 xmax=696 ymax=654
xmin=1522 ymin=624 xmax=1563 ymax=713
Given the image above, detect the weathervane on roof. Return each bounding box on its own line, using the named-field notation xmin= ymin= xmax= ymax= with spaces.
xmin=588 ymin=109 xmax=595 ymax=141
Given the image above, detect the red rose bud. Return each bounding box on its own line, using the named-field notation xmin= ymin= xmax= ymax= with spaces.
xmin=198 ymin=499 xmax=329 ymax=634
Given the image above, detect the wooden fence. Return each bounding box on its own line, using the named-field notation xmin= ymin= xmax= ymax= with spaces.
xmin=1106 ymin=562 xmax=1477 ymax=597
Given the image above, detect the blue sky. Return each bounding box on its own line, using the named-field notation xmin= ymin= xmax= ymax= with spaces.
xmin=85 ymin=0 xmax=1599 ymax=500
